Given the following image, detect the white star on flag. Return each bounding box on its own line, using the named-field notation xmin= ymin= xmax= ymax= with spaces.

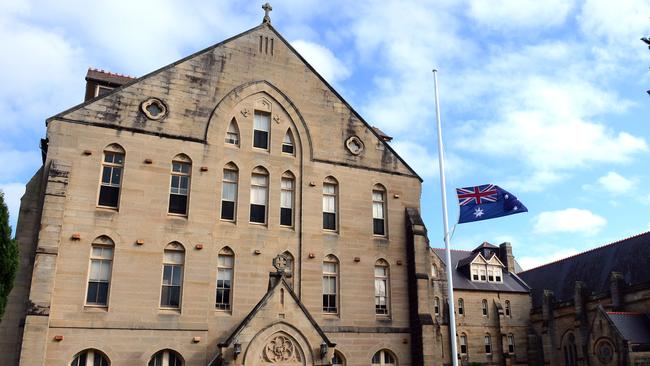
xmin=473 ymin=207 xmax=484 ymax=218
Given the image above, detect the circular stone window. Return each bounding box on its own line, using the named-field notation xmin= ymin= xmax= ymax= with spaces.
xmin=596 ymin=341 xmax=614 ymax=363
xmin=141 ymin=98 xmax=167 ymax=120
xmin=345 ymin=136 xmax=364 ymax=155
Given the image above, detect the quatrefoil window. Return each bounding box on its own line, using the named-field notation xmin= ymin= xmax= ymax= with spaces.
xmin=141 ymin=98 xmax=167 ymax=120
xmin=345 ymin=136 xmax=364 ymax=155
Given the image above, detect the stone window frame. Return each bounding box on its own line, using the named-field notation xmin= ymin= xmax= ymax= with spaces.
xmin=141 ymin=98 xmax=168 ymax=121
xmin=482 ymin=299 xmax=489 ymax=317
xmin=282 ymin=128 xmax=295 ymax=155
xmin=71 ymin=348 xmax=110 ymax=366
xmin=225 ymin=118 xmax=240 ymax=147
xmin=250 ymin=166 xmax=269 ymax=225
xmin=484 ymin=333 xmax=492 ymax=355
xmin=322 ymin=254 xmax=339 ymax=315
xmin=97 ymin=143 xmax=125 ymax=210
xmin=220 ymin=162 xmax=239 ymax=222
xmin=160 ymin=242 xmax=185 ymax=310
xmin=459 ymin=334 xmax=468 ymax=355
xmin=505 ymin=300 xmax=511 ymax=317
xmin=374 ymin=259 xmax=390 ymax=317
xmin=280 ymin=171 xmax=295 ymax=227
xmin=322 ymin=176 xmax=339 ymax=232
xmin=168 ymin=154 xmax=192 ymax=216
xmin=434 ymin=296 xmax=440 ymax=316
xmin=458 ymin=298 xmax=465 ymax=316
xmin=371 ymin=349 xmax=397 ymax=365
xmin=372 ymin=184 xmax=387 ymax=237
xmin=332 ymin=351 xmax=346 ymax=366
xmin=216 ymin=247 xmax=235 ymax=311
xmin=84 ymin=236 xmax=115 ymax=308
xmin=507 ymin=333 xmax=515 ymax=354
xmin=253 ymin=110 xmax=271 ymax=150
xmin=148 ymin=349 xmax=184 ymax=366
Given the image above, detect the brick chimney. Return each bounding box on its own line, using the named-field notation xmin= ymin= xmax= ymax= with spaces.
xmin=499 ymin=242 xmax=516 ymax=273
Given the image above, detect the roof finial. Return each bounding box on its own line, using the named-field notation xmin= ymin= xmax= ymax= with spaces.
xmin=262 ymin=2 xmax=273 ymax=24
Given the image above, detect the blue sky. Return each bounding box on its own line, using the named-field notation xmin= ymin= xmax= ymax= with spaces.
xmin=1 ymin=0 xmax=649 ymax=269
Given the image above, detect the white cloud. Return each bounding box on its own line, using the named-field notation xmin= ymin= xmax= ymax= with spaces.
xmin=0 ymin=149 xmax=42 ymax=182
xmin=390 ymin=139 xmax=472 ymax=181
xmin=596 ymin=171 xmax=636 ymax=194
xmin=291 ymin=40 xmax=351 ymax=83
xmin=578 ymin=0 xmax=650 ymax=46
xmin=518 ymin=248 xmax=580 ymax=271
xmin=0 ymin=183 xmax=26 ymax=232
xmin=533 ymin=208 xmax=606 ymax=235
xmin=468 ymin=0 xmax=573 ymax=31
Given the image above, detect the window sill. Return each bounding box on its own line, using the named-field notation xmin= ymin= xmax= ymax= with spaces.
xmin=219 ymin=219 xmax=237 ymax=224
xmin=322 ymin=229 xmax=339 ymax=235
xmin=252 ymin=147 xmax=270 ymax=153
xmin=376 ymin=315 xmax=392 ymax=322
xmin=249 ymin=221 xmax=267 ymax=227
xmin=214 ymin=309 xmax=232 ymax=315
xmin=322 ymin=312 xmax=339 ymax=317
xmin=279 ymin=225 xmax=295 ymax=230
xmin=159 ymin=308 xmax=181 ymax=314
xmin=167 ymin=213 xmax=188 ymax=219
xmin=83 ymin=305 xmax=108 ymax=312
xmin=96 ymin=205 xmax=119 ymax=212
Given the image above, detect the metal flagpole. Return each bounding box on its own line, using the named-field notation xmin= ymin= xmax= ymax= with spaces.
xmin=432 ymin=69 xmax=459 ymax=366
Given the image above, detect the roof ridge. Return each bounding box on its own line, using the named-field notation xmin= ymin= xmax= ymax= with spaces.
xmin=88 ymin=67 xmax=136 ymax=79
xmin=431 ymin=248 xmax=472 ymax=253
xmin=519 ymin=230 xmax=650 ymax=274
xmin=607 ymin=311 xmax=644 ymax=315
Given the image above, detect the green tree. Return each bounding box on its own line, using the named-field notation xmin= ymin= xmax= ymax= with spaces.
xmin=0 ymin=190 xmax=19 ymax=320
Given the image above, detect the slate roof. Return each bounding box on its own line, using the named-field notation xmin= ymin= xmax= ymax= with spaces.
xmin=606 ymin=312 xmax=650 ymax=345
xmin=432 ymin=248 xmax=530 ymax=293
xmin=518 ymin=231 xmax=650 ymax=308
xmin=472 ymin=242 xmax=499 ymax=251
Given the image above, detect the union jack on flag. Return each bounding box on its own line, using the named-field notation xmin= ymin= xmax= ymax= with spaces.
xmin=456 ymin=184 xmax=498 ymax=206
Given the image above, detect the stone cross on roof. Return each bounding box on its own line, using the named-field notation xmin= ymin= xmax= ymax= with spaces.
xmin=262 ymin=2 xmax=273 ymax=24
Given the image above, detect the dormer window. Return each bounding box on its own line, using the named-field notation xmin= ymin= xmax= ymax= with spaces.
xmin=480 ymin=267 xmax=487 ymax=281
xmin=494 ymin=267 xmax=502 ymax=282
xmin=95 ymin=85 xmax=113 ymax=97
xmin=470 ymin=257 xmax=504 ymax=283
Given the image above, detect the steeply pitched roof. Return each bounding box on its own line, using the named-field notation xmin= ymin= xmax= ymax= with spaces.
xmin=432 ymin=248 xmax=530 ymax=293
xmin=472 ymin=242 xmax=499 ymax=252
xmin=518 ymin=231 xmax=650 ymax=308
xmin=606 ymin=312 xmax=650 ymax=344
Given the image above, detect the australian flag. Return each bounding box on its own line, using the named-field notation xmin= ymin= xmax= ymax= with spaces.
xmin=456 ymin=184 xmax=527 ymax=224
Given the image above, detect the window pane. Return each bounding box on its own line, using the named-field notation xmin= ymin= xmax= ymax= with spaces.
xmin=323 ymin=195 xmax=335 ymax=212
xmin=323 ymin=183 xmax=335 ymax=194
xmin=373 ymin=201 xmax=384 ymax=219
xmin=86 ymin=282 xmax=98 ymax=304
xmin=98 ymin=186 xmax=120 ymax=207
xmin=373 ymin=218 xmax=385 ymax=236
xmin=253 ymin=130 xmax=269 ymax=149
xmin=97 ymin=282 xmax=109 ymax=304
xmin=111 ymin=167 xmax=122 ymax=185
xmin=280 ymin=207 xmax=292 ymax=226
xmin=169 ymin=194 xmax=188 ymax=214
xmin=101 ymin=166 xmax=112 ymax=184
xmin=250 ymin=204 xmax=266 ymax=223
xmin=221 ymin=201 xmax=235 ymax=220
xmin=323 ymin=212 xmax=336 ymax=230
xmin=222 ymin=182 xmax=237 ymax=201
xmin=282 ymin=144 xmax=294 ymax=154
xmin=224 ymin=170 xmax=238 ymax=181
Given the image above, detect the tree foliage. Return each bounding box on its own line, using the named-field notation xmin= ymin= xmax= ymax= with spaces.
xmin=0 ymin=190 xmax=19 ymax=320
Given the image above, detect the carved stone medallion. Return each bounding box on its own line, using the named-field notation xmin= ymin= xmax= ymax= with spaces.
xmin=345 ymin=135 xmax=364 ymax=155
xmin=273 ymin=254 xmax=288 ymax=272
xmin=263 ymin=334 xmax=301 ymax=363
xmin=140 ymin=98 xmax=167 ymax=120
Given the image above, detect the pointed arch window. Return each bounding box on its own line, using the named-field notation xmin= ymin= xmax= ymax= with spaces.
xmin=98 ymin=144 xmax=125 ymax=208
xmin=505 ymin=300 xmax=511 ymax=317
xmin=280 ymin=172 xmax=294 ymax=227
xmin=282 ymin=129 xmax=294 ymax=154
xmin=372 ymin=184 xmax=387 ymax=236
xmin=168 ymin=154 xmax=191 ymax=215
xmin=458 ymin=298 xmax=465 ymax=316
xmin=482 ymin=299 xmax=489 ymax=317
xmin=322 ymin=255 xmax=339 ymax=313
xmin=460 ymin=334 xmax=468 ymax=355
xmin=250 ymin=167 xmax=269 ymax=224
xmin=253 ymin=111 xmax=270 ymax=150
xmin=149 ymin=349 xmax=183 ymax=366
xmin=86 ymin=236 xmax=114 ymax=306
xmin=431 ymin=264 xmax=437 ymax=278
xmin=485 ymin=334 xmax=492 ymax=354
xmin=374 ymin=259 xmax=390 ymax=315
xmin=508 ymin=334 xmax=515 ymax=353
xmin=371 ymin=349 xmax=396 ymax=365
xmin=332 ymin=351 xmax=345 ymax=366
xmin=71 ymin=349 xmax=110 ymax=366
xmin=216 ymin=247 xmax=234 ymax=310
xmin=225 ymin=119 xmax=240 ymax=146
xmin=434 ymin=297 xmax=440 ymax=315
xmin=221 ymin=163 xmax=238 ymax=221
xmin=161 ymin=243 xmax=185 ymax=309
xmin=323 ymin=177 xmax=338 ymax=231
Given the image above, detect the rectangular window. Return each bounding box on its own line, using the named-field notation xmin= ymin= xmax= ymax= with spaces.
xmin=323 ymin=183 xmax=337 ymax=230
xmin=472 ymin=266 xmax=479 ymax=281
xmin=372 ymin=190 xmax=386 ymax=236
xmin=460 ymin=335 xmax=468 ymax=354
xmin=98 ymin=152 xmax=124 ymax=208
xmin=485 ymin=336 xmax=492 ymax=354
xmin=282 ymin=132 xmax=294 ymax=154
xmin=161 ymin=250 xmax=184 ymax=308
xmin=221 ymin=169 xmax=238 ymax=221
xmin=495 ymin=267 xmax=502 ymax=282
xmin=434 ymin=297 xmax=440 ymax=315
xmin=488 ymin=267 xmax=495 ymax=282
xmin=280 ymin=177 xmax=294 ymax=226
xmin=508 ymin=335 xmax=515 ymax=353
xmin=479 ymin=267 xmax=487 ymax=281
xmin=250 ymin=173 xmax=268 ymax=223
xmin=216 ymin=254 xmax=234 ymax=310
xmin=86 ymin=246 xmax=113 ymax=306
xmin=322 ymin=261 xmax=337 ymax=313
xmin=169 ymin=161 xmax=191 ymax=215
xmin=253 ymin=112 xmax=270 ymax=149
xmin=374 ymin=265 xmax=389 ymax=315
xmin=95 ymin=85 xmax=113 ymax=97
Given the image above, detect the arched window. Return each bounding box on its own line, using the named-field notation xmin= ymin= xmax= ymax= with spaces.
xmin=216 ymin=247 xmax=234 ymax=310
xmin=458 ymin=298 xmax=465 ymax=316
xmin=253 ymin=111 xmax=270 ymax=150
xmin=484 ymin=333 xmax=492 ymax=354
xmin=434 ymin=297 xmax=440 ymax=315
xmin=250 ymin=167 xmax=269 ymax=224
xmin=71 ymin=349 xmax=109 ymax=366
xmin=161 ymin=242 xmax=185 ymax=309
xmin=283 ymin=251 xmax=295 ymax=289
xmin=98 ymin=144 xmax=125 ymax=209
xmin=282 ymin=129 xmax=294 ymax=154
xmin=562 ymin=332 xmax=578 ymax=366
xmin=168 ymin=154 xmax=191 ymax=215
xmin=507 ymin=333 xmax=515 ymax=354
xmin=323 ymin=176 xmax=338 ymax=231
xmin=280 ymin=171 xmax=295 ymax=227
xmin=149 ymin=349 xmax=183 ymax=366
xmin=371 ymin=349 xmax=396 ymax=365
xmin=220 ymin=163 xmax=238 ymax=221
xmin=505 ymin=300 xmax=511 ymax=317
xmin=225 ymin=119 xmax=240 ymax=146
xmin=372 ymin=184 xmax=387 ymax=236
xmin=460 ymin=333 xmax=468 ymax=355
xmin=374 ymin=259 xmax=390 ymax=315
xmin=482 ymin=299 xmax=488 ymax=317
xmin=322 ymin=255 xmax=339 ymax=314
xmin=332 ymin=351 xmax=345 ymax=366
xmin=431 ymin=264 xmax=437 ymax=278
xmin=86 ymin=236 xmax=114 ymax=306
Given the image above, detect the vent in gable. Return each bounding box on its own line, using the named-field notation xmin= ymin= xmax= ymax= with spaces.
xmin=259 ymin=36 xmax=274 ymax=55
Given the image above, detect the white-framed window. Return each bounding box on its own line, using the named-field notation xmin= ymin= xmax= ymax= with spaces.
xmin=322 ymin=255 xmax=339 ymax=314
xmin=71 ymin=349 xmax=110 ymax=366
xmin=471 ymin=265 xmax=479 ymax=281
xmin=323 ymin=177 xmax=338 ymax=231
xmin=216 ymin=247 xmax=234 ymax=311
xmin=282 ymin=129 xmax=294 ymax=154
xmin=98 ymin=144 xmax=125 ymax=209
xmin=85 ymin=236 xmax=114 ymax=306
xmin=149 ymin=349 xmax=183 ymax=366
xmin=221 ymin=163 xmax=238 ymax=221
xmin=434 ymin=297 xmax=440 ymax=315
xmin=505 ymin=300 xmax=511 ymax=317
xmin=485 ymin=334 xmax=492 ymax=354
xmin=374 ymin=259 xmax=390 ymax=315
xmin=280 ymin=172 xmax=294 ymax=227
xmin=225 ymin=119 xmax=240 ymax=146
xmin=95 ymin=85 xmax=113 ymax=97
xmin=371 ymin=349 xmax=397 ymax=365
xmin=482 ymin=299 xmax=488 ymax=317
xmin=372 ymin=184 xmax=386 ymax=236
xmin=458 ymin=298 xmax=464 ymax=316
xmin=168 ymin=154 xmax=191 ymax=215
xmin=253 ymin=111 xmax=270 ymax=150
xmin=460 ymin=334 xmax=468 ymax=355
xmin=161 ymin=243 xmax=185 ymax=309
xmin=479 ymin=267 xmax=487 ymax=281
xmin=332 ymin=351 xmax=345 ymax=366
xmin=494 ymin=266 xmax=503 ymax=282
xmin=487 ymin=267 xmax=495 ymax=282
xmin=508 ymin=334 xmax=515 ymax=353
xmin=250 ymin=167 xmax=269 ymax=224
